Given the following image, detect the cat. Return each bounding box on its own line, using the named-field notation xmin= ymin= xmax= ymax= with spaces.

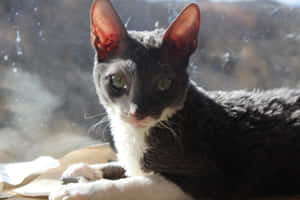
xmin=49 ymin=0 xmax=300 ymax=200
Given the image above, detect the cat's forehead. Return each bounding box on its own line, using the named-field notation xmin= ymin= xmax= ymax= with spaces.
xmin=107 ymin=59 xmax=136 ymax=73
xmin=101 ymin=57 xmax=167 ymax=77
xmin=99 ymin=46 xmax=163 ymax=75
xmin=95 ymin=30 xmax=172 ymax=75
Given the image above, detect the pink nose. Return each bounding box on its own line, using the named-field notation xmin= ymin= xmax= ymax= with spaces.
xmin=129 ymin=113 xmax=145 ymax=122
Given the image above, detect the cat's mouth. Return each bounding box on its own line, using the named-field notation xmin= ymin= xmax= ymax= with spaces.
xmin=121 ymin=115 xmax=155 ymax=129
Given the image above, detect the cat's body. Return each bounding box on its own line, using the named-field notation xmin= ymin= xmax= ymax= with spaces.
xmin=142 ymin=83 xmax=300 ymax=199
xmin=107 ymin=32 xmax=300 ymax=199
xmin=49 ymin=1 xmax=300 ymax=200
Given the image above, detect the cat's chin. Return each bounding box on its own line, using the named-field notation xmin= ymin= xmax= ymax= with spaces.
xmin=129 ymin=123 xmax=149 ymax=129
xmin=120 ymin=107 xmax=182 ymax=130
xmin=120 ymin=116 xmax=155 ymax=130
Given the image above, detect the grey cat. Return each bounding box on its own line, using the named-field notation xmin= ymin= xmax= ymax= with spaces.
xmin=49 ymin=0 xmax=300 ymax=200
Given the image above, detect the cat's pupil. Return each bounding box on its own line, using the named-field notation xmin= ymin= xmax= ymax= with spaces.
xmin=111 ymin=74 xmax=127 ymax=89
xmin=157 ymin=78 xmax=172 ymax=91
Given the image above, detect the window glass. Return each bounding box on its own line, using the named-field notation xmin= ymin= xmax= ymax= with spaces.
xmin=0 ymin=0 xmax=299 ymax=162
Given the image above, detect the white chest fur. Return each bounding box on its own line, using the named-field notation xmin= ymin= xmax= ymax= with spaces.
xmin=110 ymin=117 xmax=149 ymax=176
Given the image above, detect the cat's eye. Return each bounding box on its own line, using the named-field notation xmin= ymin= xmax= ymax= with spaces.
xmin=157 ymin=78 xmax=172 ymax=91
xmin=111 ymin=74 xmax=127 ymax=89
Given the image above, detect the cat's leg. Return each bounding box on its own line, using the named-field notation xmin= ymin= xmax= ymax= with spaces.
xmin=49 ymin=174 xmax=192 ymax=200
xmin=61 ymin=162 xmax=126 ymax=182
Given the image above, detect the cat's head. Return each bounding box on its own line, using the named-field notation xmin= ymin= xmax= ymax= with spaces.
xmin=91 ymin=0 xmax=200 ymax=129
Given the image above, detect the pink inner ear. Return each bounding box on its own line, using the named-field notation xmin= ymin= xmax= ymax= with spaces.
xmin=90 ymin=0 xmax=126 ymax=59
xmin=163 ymin=4 xmax=201 ymax=56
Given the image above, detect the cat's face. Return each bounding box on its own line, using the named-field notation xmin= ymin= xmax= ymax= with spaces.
xmin=91 ymin=0 xmax=200 ymax=129
xmin=94 ymin=39 xmax=189 ymax=129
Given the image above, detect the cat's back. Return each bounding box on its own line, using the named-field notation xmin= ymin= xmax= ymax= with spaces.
xmin=185 ymin=85 xmax=300 ymax=195
xmin=184 ymin=84 xmax=300 ymax=170
xmin=205 ymin=86 xmax=300 ymax=126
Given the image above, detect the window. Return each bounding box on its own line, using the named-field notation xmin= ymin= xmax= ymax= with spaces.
xmin=0 ymin=0 xmax=299 ymax=162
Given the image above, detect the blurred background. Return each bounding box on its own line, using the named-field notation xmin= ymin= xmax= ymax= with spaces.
xmin=0 ymin=0 xmax=299 ymax=162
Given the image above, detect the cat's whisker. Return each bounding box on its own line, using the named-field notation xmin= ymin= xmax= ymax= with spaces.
xmin=164 ymin=119 xmax=176 ymax=127
xmin=84 ymin=112 xmax=107 ymax=120
xmin=88 ymin=116 xmax=109 ymax=135
xmin=159 ymin=120 xmax=184 ymax=151
xmin=158 ymin=120 xmax=178 ymax=140
xmin=102 ymin=122 xmax=110 ymax=136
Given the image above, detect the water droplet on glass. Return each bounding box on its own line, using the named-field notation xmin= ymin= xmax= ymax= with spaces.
xmin=16 ymin=30 xmax=21 ymax=43
xmin=3 ymin=54 xmax=9 ymax=61
xmin=224 ymin=52 xmax=230 ymax=59
xmin=223 ymin=52 xmax=231 ymax=64
xmin=39 ymin=30 xmax=43 ymax=37
xmin=17 ymin=49 xmax=23 ymax=56
xmin=124 ymin=16 xmax=132 ymax=28
xmin=12 ymin=68 xmax=18 ymax=73
xmin=16 ymin=30 xmax=23 ymax=56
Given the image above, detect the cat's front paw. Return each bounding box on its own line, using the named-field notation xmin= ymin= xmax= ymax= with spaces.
xmin=62 ymin=163 xmax=103 ymax=182
xmin=49 ymin=183 xmax=94 ymax=200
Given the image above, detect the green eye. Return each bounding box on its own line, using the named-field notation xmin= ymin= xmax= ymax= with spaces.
xmin=157 ymin=78 xmax=172 ymax=91
xmin=111 ymin=74 xmax=127 ymax=89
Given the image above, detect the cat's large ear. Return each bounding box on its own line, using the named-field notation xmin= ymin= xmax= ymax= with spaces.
xmin=90 ymin=0 xmax=127 ymax=60
xmin=162 ymin=4 xmax=200 ymax=60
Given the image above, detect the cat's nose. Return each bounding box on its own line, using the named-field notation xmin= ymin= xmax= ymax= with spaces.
xmin=129 ymin=103 xmax=147 ymax=121
xmin=126 ymin=113 xmax=149 ymax=128
xmin=129 ymin=113 xmax=146 ymax=121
